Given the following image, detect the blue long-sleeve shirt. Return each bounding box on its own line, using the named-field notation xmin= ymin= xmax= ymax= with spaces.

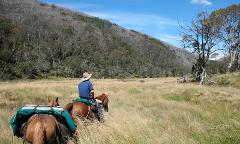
xmin=78 ymin=80 xmax=93 ymax=99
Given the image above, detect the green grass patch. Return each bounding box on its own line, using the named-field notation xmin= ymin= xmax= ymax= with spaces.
xmin=128 ymin=88 xmax=142 ymax=94
xmin=164 ymin=94 xmax=192 ymax=102
xmin=163 ymin=89 xmax=199 ymax=102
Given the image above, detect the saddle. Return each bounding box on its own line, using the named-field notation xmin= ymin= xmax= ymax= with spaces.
xmin=72 ymin=98 xmax=93 ymax=106
xmin=72 ymin=98 xmax=102 ymax=109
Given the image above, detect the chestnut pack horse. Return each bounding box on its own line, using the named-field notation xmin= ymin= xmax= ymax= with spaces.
xmin=65 ymin=93 xmax=109 ymax=122
xmin=24 ymin=97 xmax=61 ymax=144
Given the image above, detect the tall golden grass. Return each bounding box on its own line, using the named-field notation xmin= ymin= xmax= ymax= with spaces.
xmin=0 ymin=74 xmax=240 ymax=143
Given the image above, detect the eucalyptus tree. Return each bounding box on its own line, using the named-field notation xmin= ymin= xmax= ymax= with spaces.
xmin=208 ymin=4 xmax=240 ymax=72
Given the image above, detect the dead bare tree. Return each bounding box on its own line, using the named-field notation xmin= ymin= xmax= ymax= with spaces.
xmin=180 ymin=12 xmax=221 ymax=84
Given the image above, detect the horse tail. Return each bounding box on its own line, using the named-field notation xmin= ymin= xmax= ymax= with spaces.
xmin=65 ymin=103 xmax=73 ymax=112
xmin=33 ymin=122 xmax=45 ymax=144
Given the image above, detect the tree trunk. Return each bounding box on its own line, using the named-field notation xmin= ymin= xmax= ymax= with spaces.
xmin=227 ymin=50 xmax=239 ymax=73
xmin=192 ymin=57 xmax=205 ymax=82
xmin=200 ymin=68 xmax=206 ymax=85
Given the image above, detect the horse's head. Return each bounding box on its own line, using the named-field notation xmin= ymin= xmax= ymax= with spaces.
xmin=48 ymin=97 xmax=60 ymax=107
xmin=95 ymin=93 xmax=109 ymax=112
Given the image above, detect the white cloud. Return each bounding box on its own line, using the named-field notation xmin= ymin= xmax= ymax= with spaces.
xmin=191 ymin=0 xmax=212 ymax=6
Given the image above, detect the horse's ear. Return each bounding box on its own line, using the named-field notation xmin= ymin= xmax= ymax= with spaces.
xmin=56 ymin=97 xmax=59 ymax=103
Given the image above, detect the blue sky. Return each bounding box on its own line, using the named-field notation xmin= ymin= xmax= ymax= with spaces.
xmin=42 ymin=0 xmax=239 ymax=47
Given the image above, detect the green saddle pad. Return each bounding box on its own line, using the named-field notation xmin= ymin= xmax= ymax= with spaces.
xmin=72 ymin=98 xmax=92 ymax=106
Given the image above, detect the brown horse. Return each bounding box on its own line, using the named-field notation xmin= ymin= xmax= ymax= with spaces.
xmin=64 ymin=93 xmax=109 ymax=123
xmin=24 ymin=97 xmax=61 ymax=144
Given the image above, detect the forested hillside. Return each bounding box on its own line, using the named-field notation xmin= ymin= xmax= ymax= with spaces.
xmin=0 ymin=0 xmax=194 ymax=79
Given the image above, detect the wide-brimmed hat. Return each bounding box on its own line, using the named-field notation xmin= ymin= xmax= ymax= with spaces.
xmin=81 ymin=72 xmax=92 ymax=81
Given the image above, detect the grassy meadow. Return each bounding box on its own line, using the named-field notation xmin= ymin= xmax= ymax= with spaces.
xmin=0 ymin=73 xmax=240 ymax=144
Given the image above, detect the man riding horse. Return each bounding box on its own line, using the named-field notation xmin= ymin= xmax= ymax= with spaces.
xmin=78 ymin=72 xmax=102 ymax=120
